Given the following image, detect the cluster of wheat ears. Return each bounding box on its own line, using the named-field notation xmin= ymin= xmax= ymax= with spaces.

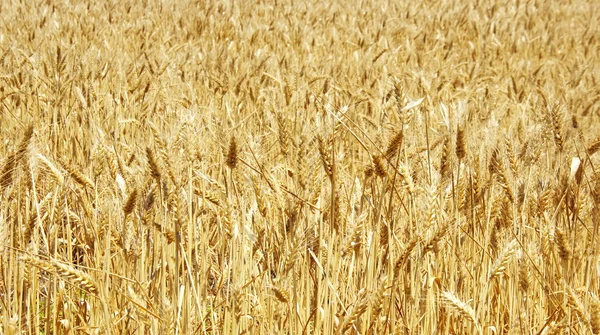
xmin=0 ymin=0 xmax=599 ymax=334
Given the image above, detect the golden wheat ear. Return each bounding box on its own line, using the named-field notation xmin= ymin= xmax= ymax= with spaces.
xmin=226 ymin=135 xmax=238 ymax=169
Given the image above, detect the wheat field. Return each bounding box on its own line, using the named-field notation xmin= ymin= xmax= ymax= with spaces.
xmin=0 ymin=0 xmax=599 ymax=334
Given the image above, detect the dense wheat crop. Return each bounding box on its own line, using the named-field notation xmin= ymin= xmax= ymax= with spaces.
xmin=0 ymin=0 xmax=599 ymax=333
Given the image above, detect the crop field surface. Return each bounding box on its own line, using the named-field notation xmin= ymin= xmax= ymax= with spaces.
xmin=0 ymin=0 xmax=599 ymax=334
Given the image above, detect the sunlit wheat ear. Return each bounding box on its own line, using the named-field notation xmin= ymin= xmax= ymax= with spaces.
xmin=550 ymin=103 xmax=564 ymax=151
xmin=385 ymin=130 xmax=403 ymax=160
xmin=440 ymin=135 xmax=451 ymax=179
xmin=370 ymin=283 xmax=388 ymax=320
xmin=146 ymin=147 xmax=162 ymax=181
xmin=226 ymin=135 xmax=238 ymax=169
xmin=587 ymin=137 xmax=600 ymax=156
xmin=440 ymin=291 xmax=480 ymax=331
xmin=316 ymin=135 xmax=333 ymax=180
xmin=272 ymin=287 xmax=289 ymax=304
xmin=36 ymin=154 xmax=64 ymax=185
xmin=555 ymin=228 xmax=571 ymax=262
xmin=518 ymin=259 xmax=530 ymax=294
xmin=505 ymin=135 xmax=518 ymax=176
xmin=339 ymin=296 xmax=369 ymax=334
xmin=393 ymin=238 xmax=418 ymax=279
xmin=58 ymin=158 xmax=94 ymax=189
xmin=591 ymin=294 xmax=600 ymax=334
xmin=123 ymin=187 xmax=138 ymax=217
xmin=455 ymin=127 xmax=466 ymax=161
xmin=0 ymin=125 xmax=34 ymax=188
xmin=372 ymin=154 xmax=386 ymax=178
xmin=541 ymin=319 xmax=566 ymax=335
xmin=15 ymin=125 xmax=34 ymax=162
xmin=423 ymin=220 xmax=450 ymax=254
xmin=397 ymin=162 xmax=415 ymax=194
xmin=20 ymin=255 xmax=98 ymax=295
xmin=566 ymin=285 xmax=588 ymax=325
xmin=0 ymin=154 xmax=17 ymax=188
xmin=148 ymin=122 xmax=179 ymax=187
xmin=489 ymin=239 xmax=517 ymax=279
xmin=276 ymin=113 xmax=289 ymax=157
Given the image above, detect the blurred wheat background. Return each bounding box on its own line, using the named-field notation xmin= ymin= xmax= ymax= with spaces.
xmin=0 ymin=0 xmax=599 ymax=333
